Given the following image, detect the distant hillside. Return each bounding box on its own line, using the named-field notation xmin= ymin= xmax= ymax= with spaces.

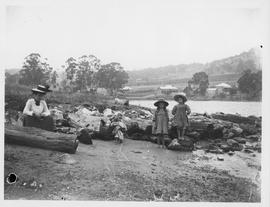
xmin=128 ymin=48 xmax=261 ymax=85
xmin=5 ymin=68 xmax=21 ymax=75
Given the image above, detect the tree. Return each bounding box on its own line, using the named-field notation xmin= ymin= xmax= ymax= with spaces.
xmin=5 ymin=72 xmax=20 ymax=85
xmin=63 ymin=55 xmax=101 ymax=91
xmin=19 ymin=53 xmax=53 ymax=86
xmin=49 ymin=70 xmax=58 ymax=88
xmin=237 ymin=70 xmax=262 ymax=99
xmin=95 ymin=62 xmax=129 ymax=95
xmin=190 ymin=71 xmax=209 ymax=96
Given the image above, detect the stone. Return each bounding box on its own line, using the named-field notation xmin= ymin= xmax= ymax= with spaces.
xmin=246 ymin=134 xmax=261 ymax=142
xmin=233 ymin=137 xmax=247 ymax=144
xmin=217 ymin=156 xmax=224 ymax=161
xmin=227 ymin=139 xmax=243 ymax=151
xmin=230 ymin=126 xmax=243 ymax=136
xmin=220 ymin=144 xmax=231 ymax=152
xmin=167 ymin=138 xmax=194 ymax=151
xmin=227 ymin=139 xmax=238 ymax=146
xmin=239 ymin=123 xmax=258 ymax=135
xmin=244 ymin=149 xmax=253 ymax=154
xmin=77 ymin=128 xmax=93 ymax=145
xmin=228 ymin=151 xmax=235 ymax=156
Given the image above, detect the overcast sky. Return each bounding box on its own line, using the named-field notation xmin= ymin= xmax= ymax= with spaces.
xmin=5 ymin=0 xmax=264 ymax=71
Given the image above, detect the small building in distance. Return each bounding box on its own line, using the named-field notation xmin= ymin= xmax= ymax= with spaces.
xmin=206 ymin=87 xmax=217 ymax=98
xmin=121 ymin=86 xmax=132 ymax=92
xmin=156 ymin=85 xmax=178 ymax=96
xmin=216 ymin=83 xmax=232 ymax=95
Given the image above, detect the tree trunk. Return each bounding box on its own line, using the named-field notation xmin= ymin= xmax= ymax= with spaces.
xmin=5 ymin=124 xmax=79 ymax=154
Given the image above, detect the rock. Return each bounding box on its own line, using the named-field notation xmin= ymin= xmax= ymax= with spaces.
xmin=239 ymin=123 xmax=258 ymax=135
xmin=55 ymin=153 xmax=77 ymax=165
xmin=254 ymin=142 xmax=261 ymax=153
xmin=77 ymin=129 xmax=93 ymax=145
xmin=246 ymin=134 xmax=261 ymax=142
xmin=211 ymin=113 xmax=257 ymax=125
xmin=103 ymin=108 xmax=113 ymax=117
xmin=227 ymin=139 xmax=238 ymax=146
xmin=220 ymin=144 xmax=231 ymax=152
xmin=126 ymin=122 xmax=145 ymax=136
xmin=226 ymin=139 xmax=243 ymax=151
xmin=128 ymin=133 xmax=149 ymax=141
xmin=228 ymin=151 xmax=235 ymax=156
xmin=217 ymin=156 xmax=224 ymax=161
xmin=230 ymin=126 xmax=243 ymax=136
xmin=206 ymin=145 xmax=224 ymax=154
xmin=167 ymin=138 xmax=194 ymax=151
xmin=231 ymin=143 xmax=243 ymax=151
xmin=68 ymin=107 xmax=102 ymax=131
xmin=244 ymin=149 xmax=253 ymax=154
xmin=149 ymin=136 xmax=158 ymax=143
xmin=233 ymin=137 xmax=246 ymax=144
xmin=185 ymin=131 xmax=200 ymax=140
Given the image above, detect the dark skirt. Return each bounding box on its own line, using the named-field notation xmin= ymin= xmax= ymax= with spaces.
xmin=23 ymin=115 xmax=55 ymax=132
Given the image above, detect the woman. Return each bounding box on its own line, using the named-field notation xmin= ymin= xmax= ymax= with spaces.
xmin=22 ymin=85 xmax=54 ymax=131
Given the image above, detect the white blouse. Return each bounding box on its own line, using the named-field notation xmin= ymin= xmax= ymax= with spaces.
xmin=23 ymin=98 xmax=51 ymax=117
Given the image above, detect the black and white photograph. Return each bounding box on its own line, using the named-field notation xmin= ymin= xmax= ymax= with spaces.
xmin=2 ymin=0 xmax=269 ymax=205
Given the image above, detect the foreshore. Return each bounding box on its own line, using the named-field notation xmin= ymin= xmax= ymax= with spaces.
xmin=4 ymin=98 xmax=261 ymax=201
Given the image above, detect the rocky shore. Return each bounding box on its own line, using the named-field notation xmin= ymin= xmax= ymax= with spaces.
xmin=4 ymin=101 xmax=261 ymax=201
xmin=5 ymin=101 xmax=261 ymax=155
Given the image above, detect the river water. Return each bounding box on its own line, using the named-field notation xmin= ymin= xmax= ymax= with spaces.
xmin=130 ymin=100 xmax=261 ymax=116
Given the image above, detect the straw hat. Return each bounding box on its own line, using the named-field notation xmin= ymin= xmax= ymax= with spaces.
xmin=31 ymin=88 xmax=46 ymax=94
xmin=37 ymin=84 xmax=52 ymax=92
xmin=154 ymin=98 xmax=169 ymax=107
xmin=174 ymin=92 xmax=187 ymax=103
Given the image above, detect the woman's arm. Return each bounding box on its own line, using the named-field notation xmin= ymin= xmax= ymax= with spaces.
xmin=41 ymin=101 xmax=51 ymax=116
xmin=23 ymin=99 xmax=34 ymax=116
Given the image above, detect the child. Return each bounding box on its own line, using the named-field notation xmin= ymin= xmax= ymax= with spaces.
xmin=172 ymin=93 xmax=191 ymax=140
xmin=153 ymin=98 xmax=169 ymax=148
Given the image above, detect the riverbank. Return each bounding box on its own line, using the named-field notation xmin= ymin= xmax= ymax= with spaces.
xmin=5 ymin=139 xmax=260 ymax=201
xmin=4 ymin=96 xmax=261 ymax=201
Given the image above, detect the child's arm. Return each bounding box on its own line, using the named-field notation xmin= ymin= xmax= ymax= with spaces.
xmin=186 ymin=104 xmax=191 ymax=115
xmin=172 ymin=105 xmax=177 ymax=115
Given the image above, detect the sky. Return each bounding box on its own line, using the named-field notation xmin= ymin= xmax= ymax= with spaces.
xmin=5 ymin=0 xmax=264 ymax=71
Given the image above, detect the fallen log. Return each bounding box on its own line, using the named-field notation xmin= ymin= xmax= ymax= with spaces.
xmin=5 ymin=124 xmax=79 ymax=154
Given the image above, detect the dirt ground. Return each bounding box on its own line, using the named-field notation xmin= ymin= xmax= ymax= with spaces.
xmin=4 ymin=139 xmax=260 ymax=202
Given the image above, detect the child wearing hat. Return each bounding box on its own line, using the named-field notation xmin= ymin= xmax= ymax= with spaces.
xmin=153 ymin=98 xmax=169 ymax=148
xmin=22 ymin=85 xmax=55 ymax=131
xmin=172 ymin=93 xmax=191 ymax=140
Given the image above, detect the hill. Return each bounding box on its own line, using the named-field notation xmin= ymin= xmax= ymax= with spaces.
xmin=128 ymin=48 xmax=261 ymax=85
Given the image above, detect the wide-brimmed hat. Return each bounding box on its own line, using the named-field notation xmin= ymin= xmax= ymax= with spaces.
xmin=154 ymin=98 xmax=169 ymax=107
xmin=37 ymin=84 xmax=52 ymax=92
xmin=174 ymin=92 xmax=187 ymax=102
xmin=31 ymin=88 xmax=46 ymax=95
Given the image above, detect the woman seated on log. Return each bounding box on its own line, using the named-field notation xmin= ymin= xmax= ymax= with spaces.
xmin=22 ymin=85 xmax=54 ymax=131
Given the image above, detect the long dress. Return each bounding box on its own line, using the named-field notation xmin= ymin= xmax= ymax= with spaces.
xmin=172 ymin=104 xmax=191 ymax=128
xmin=153 ymin=109 xmax=169 ymax=135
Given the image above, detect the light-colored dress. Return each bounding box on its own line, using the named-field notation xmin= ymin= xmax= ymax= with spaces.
xmin=23 ymin=98 xmax=50 ymax=116
xmin=153 ymin=109 xmax=169 ymax=134
xmin=172 ymin=104 xmax=191 ymax=128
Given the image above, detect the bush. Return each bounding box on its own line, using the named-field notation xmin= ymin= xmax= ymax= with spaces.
xmin=5 ymin=84 xmax=111 ymax=111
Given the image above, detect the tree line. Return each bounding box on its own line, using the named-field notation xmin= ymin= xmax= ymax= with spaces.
xmin=183 ymin=70 xmax=262 ymax=100
xmin=6 ymin=53 xmax=129 ymax=95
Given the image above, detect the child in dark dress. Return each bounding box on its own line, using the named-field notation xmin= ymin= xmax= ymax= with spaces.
xmin=172 ymin=93 xmax=191 ymax=140
xmin=153 ymin=99 xmax=169 ymax=148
